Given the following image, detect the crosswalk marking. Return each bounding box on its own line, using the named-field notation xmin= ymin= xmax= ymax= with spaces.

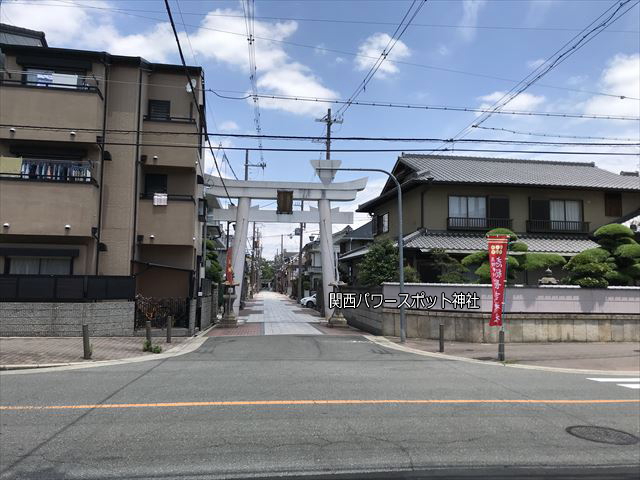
xmin=587 ymin=378 xmax=640 ymax=390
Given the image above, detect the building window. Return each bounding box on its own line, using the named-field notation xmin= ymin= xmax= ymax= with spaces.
xmin=7 ymin=256 xmax=72 ymax=275
xmin=529 ymin=199 xmax=584 ymax=232
xmin=144 ymin=173 xmax=168 ymax=194
xmin=23 ymin=67 xmax=86 ymax=89
xmin=604 ymin=192 xmax=622 ymax=217
xmin=449 ymin=196 xmax=487 ymax=219
xmin=148 ymin=100 xmax=171 ymax=121
xmin=375 ymin=212 xmax=389 ymax=235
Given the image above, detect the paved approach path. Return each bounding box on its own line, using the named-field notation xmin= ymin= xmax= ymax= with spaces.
xmin=208 ymin=291 xmax=350 ymax=336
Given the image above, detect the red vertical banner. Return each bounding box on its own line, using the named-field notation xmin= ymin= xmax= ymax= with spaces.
xmin=487 ymin=235 xmax=509 ymax=327
xmin=225 ymin=247 xmax=234 ymax=284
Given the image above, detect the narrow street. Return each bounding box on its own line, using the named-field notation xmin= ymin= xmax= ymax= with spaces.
xmin=208 ymin=291 xmax=345 ymax=336
xmin=1 ymin=296 xmax=638 ymax=480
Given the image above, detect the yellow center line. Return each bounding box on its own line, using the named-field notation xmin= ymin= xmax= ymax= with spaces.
xmin=0 ymin=399 xmax=638 ymax=411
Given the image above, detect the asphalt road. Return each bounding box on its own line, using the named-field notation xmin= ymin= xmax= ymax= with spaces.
xmin=1 ymin=335 xmax=639 ymax=479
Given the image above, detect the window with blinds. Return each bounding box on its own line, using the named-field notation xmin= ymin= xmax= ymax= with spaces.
xmin=148 ymin=100 xmax=171 ymax=121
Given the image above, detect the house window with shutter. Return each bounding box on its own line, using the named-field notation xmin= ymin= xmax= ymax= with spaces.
xmin=148 ymin=100 xmax=171 ymax=121
xmin=604 ymin=192 xmax=622 ymax=217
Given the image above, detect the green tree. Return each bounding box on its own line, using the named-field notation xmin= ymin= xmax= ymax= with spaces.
xmin=564 ymin=224 xmax=640 ymax=287
xmin=461 ymin=228 xmax=566 ymax=283
xmin=423 ymin=248 xmax=469 ymax=283
xmin=205 ymin=240 xmax=222 ymax=283
xmin=259 ymin=258 xmax=275 ymax=282
xmin=357 ymin=239 xmax=419 ymax=286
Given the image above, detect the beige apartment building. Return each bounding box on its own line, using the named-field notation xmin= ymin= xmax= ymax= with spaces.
xmin=346 ymin=154 xmax=640 ymax=283
xmin=0 ymin=31 xmax=207 ymax=301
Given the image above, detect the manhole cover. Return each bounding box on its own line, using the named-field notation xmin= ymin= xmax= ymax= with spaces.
xmin=566 ymin=426 xmax=639 ymax=445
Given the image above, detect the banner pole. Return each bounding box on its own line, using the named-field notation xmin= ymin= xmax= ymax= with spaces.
xmin=498 ymin=238 xmax=509 ymax=361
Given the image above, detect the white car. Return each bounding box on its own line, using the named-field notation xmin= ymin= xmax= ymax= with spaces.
xmin=300 ymin=293 xmax=316 ymax=308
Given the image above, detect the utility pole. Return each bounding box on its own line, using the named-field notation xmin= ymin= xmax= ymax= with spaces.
xmin=280 ymin=234 xmax=284 ymax=293
xmin=297 ymin=200 xmax=305 ymax=300
xmin=244 ymin=148 xmax=266 ymax=181
xmin=314 ymin=108 xmax=342 ymax=317
xmin=250 ymin=222 xmax=256 ymax=297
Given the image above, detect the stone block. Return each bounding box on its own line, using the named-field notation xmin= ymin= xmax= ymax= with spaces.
xmin=573 ymin=319 xmax=587 ymax=342
xmin=522 ymin=320 xmax=536 ymax=342
xmin=585 ymin=319 xmax=600 ymax=342
xmin=560 ymin=321 xmax=573 ymax=341
xmin=598 ymin=319 xmax=613 ymax=342
xmin=535 ymin=319 xmax=548 ymax=342
xmin=611 ymin=319 xmax=625 ymax=341
xmin=454 ymin=317 xmax=466 ymax=342
xmin=505 ymin=318 xmax=523 ymax=343
xmin=623 ymin=318 xmax=640 ymax=342
xmin=467 ymin=317 xmax=484 ymax=343
xmin=547 ymin=320 xmax=562 ymax=342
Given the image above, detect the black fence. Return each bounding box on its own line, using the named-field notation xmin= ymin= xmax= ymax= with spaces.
xmin=135 ymin=297 xmax=190 ymax=329
xmin=0 ymin=275 xmax=135 ymax=302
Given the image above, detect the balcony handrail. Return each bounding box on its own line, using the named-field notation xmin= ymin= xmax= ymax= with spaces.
xmin=526 ymin=219 xmax=590 ymax=233
xmin=447 ymin=216 xmax=513 ymax=230
xmin=0 ymin=78 xmax=103 ymax=98
xmin=139 ymin=193 xmax=195 ymax=201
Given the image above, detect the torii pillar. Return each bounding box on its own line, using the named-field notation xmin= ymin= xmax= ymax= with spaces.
xmin=206 ymin=169 xmax=366 ymax=319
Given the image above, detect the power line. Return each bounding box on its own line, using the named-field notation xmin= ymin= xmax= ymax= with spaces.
xmin=465 ymin=0 xmax=639 ymax=136
xmin=206 ymin=91 xmax=640 ymax=120
xmin=8 ymin=0 xmax=636 ymax=101
xmin=5 ymin=123 xmax=639 ymax=146
xmin=336 ymin=0 xmax=427 ymax=118
xmin=9 ymin=1 xmax=640 ymax=34
xmin=4 ymin=137 xmax=633 ymax=155
xmin=242 ymin=0 xmax=265 ymax=168
xmin=471 ymin=125 xmax=640 ymax=143
xmin=162 ymin=0 xmax=234 ymax=205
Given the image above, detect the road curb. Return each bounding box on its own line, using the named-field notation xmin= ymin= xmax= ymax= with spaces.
xmin=365 ymin=335 xmax=640 ymax=376
xmin=0 ymin=327 xmax=214 ymax=375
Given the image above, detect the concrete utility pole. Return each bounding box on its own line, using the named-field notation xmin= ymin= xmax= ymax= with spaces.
xmin=297 ymin=200 xmax=305 ymax=300
xmin=315 ymin=108 xmax=342 ymax=317
xmin=250 ymin=222 xmax=256 ymax=297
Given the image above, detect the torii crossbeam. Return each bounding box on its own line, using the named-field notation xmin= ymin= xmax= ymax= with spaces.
xmin=206 ymin=174 xmax=367 ymax=319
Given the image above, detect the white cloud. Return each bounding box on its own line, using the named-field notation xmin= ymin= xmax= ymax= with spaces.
xmin=567 ymin=75 xmax=588 ymax=86
xmin=582 ymin=53 xmax=640 ymax=119
xmin=218 ymin=120 xmax=239 ymax=132
xmin=437 ymin=44 xmax=451 ymax=56
xmin=477 ymin=91 xmax=546 ymax=112
xmin=527 ymin=58 xmax=545 ymax=70
xmin=458 ymin=0 xmax=487 ymax=41
xmin=314 ymin=43 xmax=328 ymax=56
xmin=335 ymin=57 xmax=346 ymax=64
xmin=354 ymin=33 xmax=411 ymax=78
xmin=0 ymin=2 xmax=338 ymax=117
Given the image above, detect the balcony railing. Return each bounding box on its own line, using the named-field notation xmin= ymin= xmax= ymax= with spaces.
xmin=0 ymin=158 xmax=93 ymax=183
xmin=447 ymin=217 xmax=513 ymax=230
xmin=0 ymin=78 xmax=102 ymax=98
xmin=526 ymin=219 xmax=590 ymax=233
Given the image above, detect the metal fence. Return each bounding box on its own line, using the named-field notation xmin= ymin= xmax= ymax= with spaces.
xmin=0 ymin=275 xmax=135 ymax=301
xmin=134 ymin=297 xmax=190 ymax=330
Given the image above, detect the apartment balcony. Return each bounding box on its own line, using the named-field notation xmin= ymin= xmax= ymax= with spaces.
xmin=526 ymin=219 xmax=590 ymax=234
xmin=447 ymin=217 xmax=513 ymax=231
xmin=0 ymin=79 xmax=103 ymax=143
xmin=0 ymin=177 xmax=99 ymax=237
xmin=137 ymin=195 xmax=197 ymax=246
xmin=141 ymin=119 xmax=200 ymax=170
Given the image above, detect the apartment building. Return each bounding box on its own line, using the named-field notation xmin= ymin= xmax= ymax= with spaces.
xmin=348 ymin=154 xmax=640 ymax=283
xmin=0 ymin=32 xmax=207 ymax=301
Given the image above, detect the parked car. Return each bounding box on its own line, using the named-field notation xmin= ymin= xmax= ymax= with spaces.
xmin=300 ymin=293 xmax=316 ymax=308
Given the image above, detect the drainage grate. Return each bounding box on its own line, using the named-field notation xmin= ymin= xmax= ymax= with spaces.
xmin=566 ymin=426 xmax=639 ymax=445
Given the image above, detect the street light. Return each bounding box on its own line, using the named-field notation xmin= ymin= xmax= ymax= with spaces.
xmin=313 ymin=165 xmax=421 ymax=343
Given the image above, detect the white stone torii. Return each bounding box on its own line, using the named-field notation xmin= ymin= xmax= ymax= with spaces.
xmin=206 ymin=173 xmax=367 ymax=319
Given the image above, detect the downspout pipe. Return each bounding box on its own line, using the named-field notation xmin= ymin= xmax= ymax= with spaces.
xmin=95 ymin=60 xmax=109 ymax=275
xmin=130 ymin=68 xmax=144 ymax=275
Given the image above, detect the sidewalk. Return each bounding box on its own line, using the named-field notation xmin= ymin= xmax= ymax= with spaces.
xmin=386 ymin=337 xmax=640 ymax=372
xmin=0 ymin=336 xmax=187 ymax=368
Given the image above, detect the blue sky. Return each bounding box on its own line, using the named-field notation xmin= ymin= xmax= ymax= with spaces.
xmin=2 ymin=0 xmax=639 ymax=255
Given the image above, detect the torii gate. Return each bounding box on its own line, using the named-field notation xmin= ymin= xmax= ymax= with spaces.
xmin=207 ymin=160 xmax=367 ymax=320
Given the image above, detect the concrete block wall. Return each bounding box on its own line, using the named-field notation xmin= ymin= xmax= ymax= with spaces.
xmin=0 ymin=301 xmax=134 ymax=337
xmin=379 ymin=310 xmax=640 ymax=343
xmin=201 ymin=295 xmax=212 ymax=331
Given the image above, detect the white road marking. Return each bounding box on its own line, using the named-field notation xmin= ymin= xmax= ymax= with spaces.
xmin=587 ymin=377 xmax=640 ymax=391
xmin=587 ymin=378 xmax=640 ymax=382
